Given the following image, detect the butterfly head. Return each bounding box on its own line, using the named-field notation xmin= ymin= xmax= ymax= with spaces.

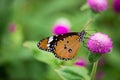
xmin=78 ymin=30 xmax=87 ymax=41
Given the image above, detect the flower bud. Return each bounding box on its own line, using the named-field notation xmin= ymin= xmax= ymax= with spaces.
xmin=75 ymin=58 xmax=87 ymax=67
xmin=52 ymin=18 xmax=71 ymax=35
xmin=9 ymin=23 xmax=16 ymax=33
xmin=87 ymin=0 xmax=108 ymax=12
xmin=113 ymin=0 xmax=120 ymax=13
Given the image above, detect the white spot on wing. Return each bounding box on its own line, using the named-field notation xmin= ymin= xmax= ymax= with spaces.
xmin=47 ymin=44 xmax=50 ymax=47
xmin=48 ymin=36 xmax=53 ymax=43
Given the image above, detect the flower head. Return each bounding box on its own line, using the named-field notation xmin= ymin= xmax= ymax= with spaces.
xmin=113 ymin=0 xmax=120 ymax=13
xmin=52 ymin=18 xmax=71 ymax=35
xmin=75 ymin=58 xmax=87 ymax=67
xmin=87 ymin=0 xmax=107 ymax=12
xmin=87 ymin=32 xmax=113 ymax=54
xmin=9 ymin=23 xmax=16 ymax=33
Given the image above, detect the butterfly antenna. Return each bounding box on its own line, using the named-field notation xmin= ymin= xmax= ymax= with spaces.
xmin=82 ymin=18 xmax=93 ymax=30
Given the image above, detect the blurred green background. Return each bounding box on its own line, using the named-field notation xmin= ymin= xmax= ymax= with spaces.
xmin=0 ymin=0 xmax=120 ymax=80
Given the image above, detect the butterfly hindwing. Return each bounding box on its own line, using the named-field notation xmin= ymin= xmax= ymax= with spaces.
xmin=54 ymin=35 xmax=80 ymax=60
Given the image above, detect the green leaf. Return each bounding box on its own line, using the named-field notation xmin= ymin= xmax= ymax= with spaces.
xmin=88 ymin=52 xmax=102 ymax=63
xmin=56 ymin=66 xmax=90 ymax=80
xmin=23 ymin=41 xmax=63 ymax=68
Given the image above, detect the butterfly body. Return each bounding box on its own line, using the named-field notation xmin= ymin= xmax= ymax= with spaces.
xmin=37 ymin=30 xmax=86 ymax=60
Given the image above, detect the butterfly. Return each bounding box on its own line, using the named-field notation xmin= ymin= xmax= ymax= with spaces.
xmin=37 ymin=30 xmax=86 ymax=60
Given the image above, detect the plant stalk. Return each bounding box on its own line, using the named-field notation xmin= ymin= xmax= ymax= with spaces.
xmin=90 ymin=60 xmax=98 ymax=80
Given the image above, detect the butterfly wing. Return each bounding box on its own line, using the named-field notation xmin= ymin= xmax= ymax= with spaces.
xmin=37 ymin=31 xmax=86 ymax=60
xmin=37 ymin=37 xmax=49 ymax=51
xmin=54 ymin=35 xmax=80 ymax=60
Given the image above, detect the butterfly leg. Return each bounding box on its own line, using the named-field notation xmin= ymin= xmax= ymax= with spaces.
xmin=82 ymin=41 xmax=88 ymax=49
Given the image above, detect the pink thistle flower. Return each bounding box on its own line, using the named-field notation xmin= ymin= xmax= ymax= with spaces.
xmin=52 ymin=18 xmax=71 ymax=35
xmin=113 ymin=0 xmax=120 ymax=13
xmin=9 ymin=23 xmax=16 ymax=33
xmin=75 ymin=58 xmax=87 ymax=67
xmin=87 ymin=32 xmax=113 ymax=54
xmin=87 ymin=0 xmax=108 ymax=12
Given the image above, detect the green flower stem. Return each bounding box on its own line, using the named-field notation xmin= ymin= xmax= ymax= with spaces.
xmin=90 ymin=60 xmax=98 ymax=80
xmin=83 ymin=18 xmax=93 ymax=30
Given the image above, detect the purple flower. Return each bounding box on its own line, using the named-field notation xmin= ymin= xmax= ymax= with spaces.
xmin=87 ymin=0 xmax=107 ymax=12
xmin=75 ymin=58 xmax=87 ymax=67
xmin=9 ymin=23 xmax=16 ymax=33
xmin=98 ymin=57 xmax=106 ymax=66
xmin=87 ymin=32 xmax=113 ymax=54
xmin=113 ymin=0 xmax=120 ymax=13
xmin=52 ymin=18 xmax=71 ymax=35
xmin=95 ymin=71 xmax=104 ymax=80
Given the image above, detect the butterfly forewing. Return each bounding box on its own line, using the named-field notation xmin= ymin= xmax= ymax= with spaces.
xmin=37 ymin=38 xmax=49 ymax=50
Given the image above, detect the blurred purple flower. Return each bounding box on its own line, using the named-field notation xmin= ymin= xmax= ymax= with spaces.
xmin=98 ymin=57 xmax=106 ymax=66
xmin=87 ymin=0 xmax=107 ymax=12
xmin=113 ymin=0 xmax=120 ymax=13
xmin=87 ymin=32 xmax=113 ymax=54
xmin=9 ymin=23 xmax=16 ymax=33
xmin=52 ymin=18 xmax=71 ymax=35
xmin=95 ymin=71 xmax=104 ymax=80
xmin=75 ymin=58 xmax=87 ymax=67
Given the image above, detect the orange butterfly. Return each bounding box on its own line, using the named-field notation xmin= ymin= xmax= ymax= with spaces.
xmin=37 ymin=30 xmax=86 ymax=60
